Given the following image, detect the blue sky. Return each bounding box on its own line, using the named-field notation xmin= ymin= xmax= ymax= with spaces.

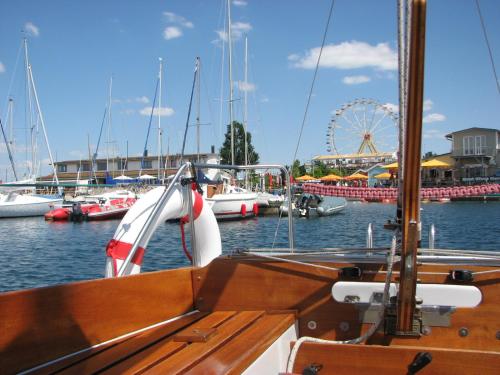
xmin=0 ymin=0 xmax=499 ymax=179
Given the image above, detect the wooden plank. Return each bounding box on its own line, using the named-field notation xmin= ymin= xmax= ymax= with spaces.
xmin=187 ymin=312 xmax=295 ymax=375
xmin=142 ymin=311 xmax=265 ymax=374
xmin=293 ymin=342 xmax=500 ymax=374
xmin=53 ymin=312 xmax=207 ymax=374
xmin=0 ymin=268 xmax=194 ymax=373
xmin=101 ymin=311 xmax=238 ymax=374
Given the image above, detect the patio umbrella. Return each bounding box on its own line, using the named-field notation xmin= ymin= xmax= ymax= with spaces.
xmin=295 ymin=174 xmax=315 ymax=182
xmin=374 ymin=172 xmax=392 ymax=179
xmin=381 ymin=162 xmax=399 ymax=169
xmin=114 ymin=175 xmax=133 ymax=181
xmin=421 ymin=159 xmax=451 ymax=168
xmin=320 ymin=174 xmax=342 ymax=182
xmin=138 ymin=174 xmax=157 ymax=180
xmin=344 ymin=172 xmax=368 ymax=180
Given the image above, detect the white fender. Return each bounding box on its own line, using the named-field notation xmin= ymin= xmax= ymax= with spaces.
xmin=105 ymin=184 xmax=222 ymax=277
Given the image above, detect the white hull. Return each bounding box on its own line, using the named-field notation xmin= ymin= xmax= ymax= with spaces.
xmin=206 ymin=193 xmax=257 ymax=219
xmin=0 ymin=194 xmax=63 ymax=218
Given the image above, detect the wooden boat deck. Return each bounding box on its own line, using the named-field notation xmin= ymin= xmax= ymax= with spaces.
xmin=40 ymin=310 xmax=295 ymax=374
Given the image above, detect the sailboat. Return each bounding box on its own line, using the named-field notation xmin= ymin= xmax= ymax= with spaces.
xmin=2 ymin=0 xmax=500 ymax=373
xmin=0 ymin=39 xmax=62 ymax=217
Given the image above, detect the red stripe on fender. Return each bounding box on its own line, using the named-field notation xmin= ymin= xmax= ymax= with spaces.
xmin=106 ymin=239 xmax=145 ymax=265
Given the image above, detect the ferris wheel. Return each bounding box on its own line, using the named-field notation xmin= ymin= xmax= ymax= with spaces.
xmin=326 ymin=98 xmax=399 ymax=155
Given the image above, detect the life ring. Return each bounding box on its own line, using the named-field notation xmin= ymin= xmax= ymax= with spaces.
xmin=240 ymin=204 xmax=247 ymax=217
xmin=105 ymin=183 xmax=222 ymax=277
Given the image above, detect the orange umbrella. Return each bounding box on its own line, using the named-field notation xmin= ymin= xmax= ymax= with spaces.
xmin=295 ymin=174 xmax=315 ymax=182
xmin=381 ymin=162 xmax=398 ymax=169
xmin=344 ymin=172 xmax=368 ymax=181
xmin=374 ymin=172 xmax=391 ymax=179
xmin=320 ymin=173 xmax=342 ymax=182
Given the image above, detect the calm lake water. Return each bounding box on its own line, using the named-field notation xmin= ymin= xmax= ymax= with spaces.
xmin=0 ymin=201 xmax=498 ymax=292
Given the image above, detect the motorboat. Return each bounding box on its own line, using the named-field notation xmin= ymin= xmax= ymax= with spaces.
xmin=280 ymin=193 xmax=346 ymax=217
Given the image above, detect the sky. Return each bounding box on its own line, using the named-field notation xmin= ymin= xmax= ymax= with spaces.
xmin=0 ymin=0 xmax=499 ymax=180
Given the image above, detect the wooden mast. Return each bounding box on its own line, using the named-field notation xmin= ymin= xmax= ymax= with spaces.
xmin=396 ymin=0 xmax=427 ymax=334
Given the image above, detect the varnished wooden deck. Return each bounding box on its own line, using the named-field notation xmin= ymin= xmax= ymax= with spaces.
xmin=40 ymin=310 xmax=295 ymax=374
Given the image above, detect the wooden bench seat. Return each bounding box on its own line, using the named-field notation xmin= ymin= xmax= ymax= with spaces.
xmin=46 ymin=310 xmax=295 ymax=374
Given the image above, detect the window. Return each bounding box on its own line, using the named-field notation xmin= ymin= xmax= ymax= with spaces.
xmin=463 ymin=136 xmax=474 ymax=155
xmin=81 ymin=163 xmax=90 ymax=172
xmin=57 ymin=164 xmax=67 ymax=173
xmin=117 ymin=159 xmax=128 ymax=170
xmin=142 ymin=160 xmax=152 ymax=169
xmin=97 ymin=161 xmax=107 ymax=171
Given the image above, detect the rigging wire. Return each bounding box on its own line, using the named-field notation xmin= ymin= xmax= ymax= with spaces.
xmin=140 ymin=78 xmax=159 ymax=175
xmin=290 ymin=0 xmax=336 ymax=165
xmin=474 ymin=0 xmax=500 ymax=97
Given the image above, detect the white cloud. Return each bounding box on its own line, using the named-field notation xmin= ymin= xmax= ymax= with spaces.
xmin=260 ymin=96 xmax=269 ymax=103
xmin=163 ymin=26 xmax=182 ymax=40
xmin=233 ymin=0 xmax=248 ymax=6
xmin=238 ymin=81 xmax=256 ymax=92
xmin=382 ymin=102 xmax=399 ymax=114
xmin=423 ymin=99 xmax=433 ymax=112
xmin=214 ymin=21 xmax=252 ymax=43
xmin=287 ymin=54 xmax=300 ymax=62
xmin=423 ymin=113 xmax=446 ymax=123
xmin=121 ymin=109 xmax=135 ymax=116
xmin=290 ymin=41 xmax=397 ymax=71
xmin=0 ymin=62 xmax=5 ymax=73
xmin=139 ymin=106 xmax=174 ymax=117
xmin=342 ymin=75 xmax=371 ymax=85
xmin=24 ymin=22 xmax=40 ymax=37
xmin=163 ymin=12 xmax=194 ymax=28
xmin=135 ymin=96 xmax=149 ymax=104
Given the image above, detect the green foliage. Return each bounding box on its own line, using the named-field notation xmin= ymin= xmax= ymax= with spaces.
xmin=291 ymin=159 xmax=306 ymax=178
xmin=219 ymin=121 xmax=259 ymax=165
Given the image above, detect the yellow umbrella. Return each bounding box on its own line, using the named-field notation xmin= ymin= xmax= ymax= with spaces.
xmin=381 ymin=162 xmax=398 ymax=169
xmin=344 ymin=172 xmax=368 ymax=181
xmin=320 ymin=173 xmax=342 ymax=181
xmin=374 ymin=172 xmax=392 ymax=179
xmin=421 ymin=159 xmax=451 ymax=168
xmin=295 ymin=174 xmax=315 ymax=181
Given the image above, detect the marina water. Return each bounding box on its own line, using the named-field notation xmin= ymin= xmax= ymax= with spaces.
xmin=0 ymin=201 xmax=498 ymax=292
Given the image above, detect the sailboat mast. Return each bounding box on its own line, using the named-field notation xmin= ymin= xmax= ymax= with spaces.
xmin=23 ymin=38 xmax=35 ymax=179
xmin=397 ymin=0 xmax=426 ymax=334
xmin=0 ymin=117 xmax=17 ymax=181
xmin=107 ymin=76 xmax=113 ymax=173
xmin=158 ymin=58 xmax=163 ymax=181
xmin=244 ymin=36 xmax=249 ymax=187
xmin=4 ymin=98 xmax=18 ymax=181
xmin=27 ymin=65 xmax=59 ymax=185
xmin=227 ymin=0 xmax=235 ymax=165
xmin=196 ymin=57 xmax=201 ymax=162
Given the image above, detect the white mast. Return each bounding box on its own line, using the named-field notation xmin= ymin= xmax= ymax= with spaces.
xmin=7 ymin=98 xmax=14 ymax=147
xmin=196 ymin=57 xmax=201 ymax=162
xmin=244 ymin=36 xmax=249 ymax=187
xmin=158 ymin=57 xmax=163 ymax=181
xmin=27 ymin=64 xmax=59 ymax=185
xmin=107 ymin=76 xmax=113 ymax=173
xmin=23 ymin=38 xmax=35 ymax=179
xmin=227 ymin=0 xmax=235 ymax=165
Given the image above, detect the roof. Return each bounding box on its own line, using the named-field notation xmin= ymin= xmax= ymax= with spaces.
xmin=55 ymin=152 xmax=218 ymax=165
xmin=445 ymin=127 xmax=500 ymax=139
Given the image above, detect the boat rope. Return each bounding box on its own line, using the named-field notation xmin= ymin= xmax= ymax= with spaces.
xmin=475 ymin=0 xmax=500 ymax=96
xmin=179 ymin=220 xmax=194 ymax=262
xmin=180 ymin=60 xmax=199 ymax=159
xmin=286 ymin=236 xmax=397 ymax=372
xmin=139 ymin=77 xmax=159 ymax=175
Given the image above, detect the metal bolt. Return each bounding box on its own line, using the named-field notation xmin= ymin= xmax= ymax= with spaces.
xmin=307 ymin=320 xmax=317 ymax=330
xmin=422 ymin=326 xmax=432 ymax=336
xmin=458 ymin=327 xmax=468 ymax=337
xmin=197 ymin=276 xmax=201 ymax=281
xmin=496 ymin=331 xmax=500 ymax=340
xmin=339 ymin=321 xmax=350 ymax=332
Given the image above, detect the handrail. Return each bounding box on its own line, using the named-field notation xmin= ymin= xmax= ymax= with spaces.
xmin=117 ymin=163 xmax=190 ymax=276
xmin=193 ymin=163 xmax=294 ymax=251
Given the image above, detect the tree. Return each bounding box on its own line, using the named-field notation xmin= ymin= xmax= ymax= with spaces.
xmin=219 ymin=121 xmax=259 ymax=165
xmin=291 ymin=159 xmax=306 ymax=178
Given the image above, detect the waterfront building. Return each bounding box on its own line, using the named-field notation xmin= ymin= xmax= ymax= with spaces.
xmin=313 ymin=152 xmax=395 ymax=172
xmin=445 ymin=127 xmax=500 ymax=183
xmin=40 ymin=151 xmax=219 ymax=184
